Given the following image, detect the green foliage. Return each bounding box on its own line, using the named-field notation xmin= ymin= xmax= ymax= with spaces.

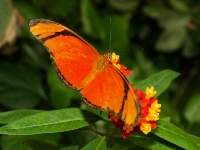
xmin=0 ymin=62 xmax=45 ymax=109
xmin=0 ymin=108 xmax=100 ymax=135
xmin=80 ymin=137 xmax=106 ymax=150
xmin=0 ymin=109 xmax=44 ymax=124
xmin=135 ymin=70 xmax=179 ymax=97
xmin=184 ymin=94 xmax=200 ymax=124
xmin=47 ymin=66 xmax=79 ymax=109
xmin=129 ymin=132 xmax=180 ymax=150
xmin=0 ymin=0 xmax=200 ymax=149
xmin=153 ymin=120 xmax=198 ymax=149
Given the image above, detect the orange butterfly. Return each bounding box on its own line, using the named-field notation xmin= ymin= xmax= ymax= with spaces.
xmin=29 ymin=19 xmax=141 ymax=126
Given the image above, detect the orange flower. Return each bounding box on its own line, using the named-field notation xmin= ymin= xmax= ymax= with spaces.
xmin=108 ymin=86 xmax=161 ymax=138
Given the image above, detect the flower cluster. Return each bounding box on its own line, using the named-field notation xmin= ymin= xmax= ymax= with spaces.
xmin=109 ymin=52 xmax=161 ymax=138
xmin=135 ymin=87 xmax=161 ymax=134
xmin=108 ymin=86 xmax=161 ymax=138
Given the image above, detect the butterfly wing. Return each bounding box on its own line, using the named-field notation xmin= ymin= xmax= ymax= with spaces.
xmin=29 ymin=19 xmax=100 ymax=90
xmin=29 ymin=19 xmax=141 ymax=125
xmin=81 ymin=64 xmax=141 ymax=126
xmin=121 ymin=83 xmax=141 ymax=126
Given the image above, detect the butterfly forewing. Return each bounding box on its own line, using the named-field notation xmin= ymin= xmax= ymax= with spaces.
xmin=30 ymin=19 xmax=100 ymax=89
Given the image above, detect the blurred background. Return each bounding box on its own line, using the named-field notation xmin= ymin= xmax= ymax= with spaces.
xmin=0 ymin=0 xmax=200 ymax=149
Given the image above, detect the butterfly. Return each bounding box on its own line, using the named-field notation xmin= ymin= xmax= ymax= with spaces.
xmin=29 ymin=19 xmax=141 ymax=126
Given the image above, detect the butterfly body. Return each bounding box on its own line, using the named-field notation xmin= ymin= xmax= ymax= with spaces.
xmin=29 ymin=19 xmax=141 ymax=126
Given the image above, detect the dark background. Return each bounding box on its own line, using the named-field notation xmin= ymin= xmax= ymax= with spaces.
xmin=0 ymin=0 xmax=200 ymax=149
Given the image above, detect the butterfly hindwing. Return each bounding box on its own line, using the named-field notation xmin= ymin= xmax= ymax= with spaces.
xmin=121 ymin=84 xmax=141 ymax=126
xmin=81 ymin=64 xmax=141 ymax=126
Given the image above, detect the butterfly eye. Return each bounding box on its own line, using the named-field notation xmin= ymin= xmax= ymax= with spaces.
xmin=107 ymin=54 xmax=112 ymax=60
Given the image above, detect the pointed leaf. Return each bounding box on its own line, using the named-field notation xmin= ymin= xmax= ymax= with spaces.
xmin=135 ymin=70 xmax=179 ymax=97
xmin=0 ymin=108 xmax=101 ymax=135
xmin=129 ymin=132 xmax=180 ymax=150
xmin=81 ymin=137 xmax=106 ymax=150
xmin=152 ymin=120 xmax=198 ymax=149
xmin=189 ymin=134 xmax=200 ymax=148
xmin=0 ymin=109 xmax=44 ymax=124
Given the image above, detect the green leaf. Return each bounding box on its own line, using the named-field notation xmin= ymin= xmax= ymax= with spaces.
xmin=158 ymin=12 xmax=190 ymax=30
xmin=1 ymin=133 xmax=60 ymax=150
xmin=129 ymin=132 xmax=180 ymax=150
xmin=20 ymin=41 xmax=49 ymax=69
xmin=143 ymin=2 xmax=168 ymax=19
xmin=0 ymin=62 xmax=45 ymax=109
xmin=47 ymin=66 xmax=79 ymax=109
xmin=135 ymin=70 xmax=180 ymax=97
xmin=0 ymin=108 xmax=101 ymax=135
xmin=184 ymin=94 xmax=200 ymax=124
xmin=109 ymin=0 xmax=139 ymax=12
xmin=1 ymin=135 xmax=32 ymax=150
xmin=152 ymin=120 xmax=199 ymax=149
xmin=189 ymin=134 xmax=200 ymax=148
xmin=169 ymin=0 xmax=189 ymax=13
xmin=0 ymin=109 xmax=44 ymax=124
xmin=81 ymin=0 xmax=104 ymax=40
xmin=60 ymin=146 xmax=79 ymax=150
xmin=24 ymin=139 xmax=60 ymax=150
xmin=107 ymin=137 xmax=134 ymax=149
xmin=81 ymin=137 xmax=106 ymax=150
xmin=155 ymin=28 xmax=187 ymax=52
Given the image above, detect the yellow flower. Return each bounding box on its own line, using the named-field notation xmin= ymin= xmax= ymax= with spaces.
xmin=146 ymin=101 xmax=161 ymax=121
xmin=111 ymin=52 xmax=119 ymax=63
xmin=111 ymin=52 xmax=120 ymax=69
xmin=151 ymin=101 xmax=161 ymax=112
xmin=146 ymin=111 xmax=159 ymax=121
xmin=146 ymin=87 xmax=157 ymax=99
xmin=140 ymin=123 xmax=151 ymax=135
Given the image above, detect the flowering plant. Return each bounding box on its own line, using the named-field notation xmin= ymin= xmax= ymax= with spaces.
xmin=109 ymin=53 xmax=161 ymax=138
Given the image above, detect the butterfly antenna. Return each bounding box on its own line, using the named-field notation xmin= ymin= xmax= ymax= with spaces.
xmin=109 ymin=18 xmax=112 ymax=52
